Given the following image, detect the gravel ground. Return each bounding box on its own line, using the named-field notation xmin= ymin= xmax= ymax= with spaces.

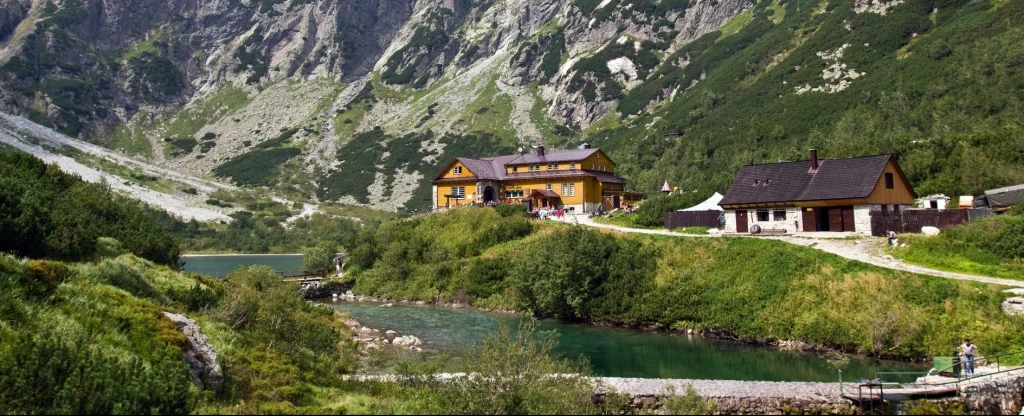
xmin=595 ymin=377 xmax=842 ymax=399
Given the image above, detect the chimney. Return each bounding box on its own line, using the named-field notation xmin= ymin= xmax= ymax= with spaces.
xmin=809 ymin=149 xmax=819 ymax=171
xmin=583 ymin=143 xmax=591 ymax=149
xmin=536 ymin=146 xmax=545 ymax=156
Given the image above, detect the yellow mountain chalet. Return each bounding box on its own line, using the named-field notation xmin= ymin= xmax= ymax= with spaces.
xmin=431 ymin=145 xmax=640 ymax=213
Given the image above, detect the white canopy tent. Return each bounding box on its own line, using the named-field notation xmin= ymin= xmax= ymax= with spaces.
xmin=679 ymin=192 xmax=724 ymax=211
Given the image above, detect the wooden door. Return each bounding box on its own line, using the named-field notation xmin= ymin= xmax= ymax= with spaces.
xmin=735 ymin=211 xmax=748 ymax=233
xmin=801 ymin=208 xmax=817 ymax=232
xmin=828 ymin=208 xmax=843 ymax=232
xmin=841 ymin=206 xmax=856 ymax=232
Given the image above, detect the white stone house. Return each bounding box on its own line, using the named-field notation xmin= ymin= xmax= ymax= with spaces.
xmin=719 ymin=151 xmax=917 ymax=235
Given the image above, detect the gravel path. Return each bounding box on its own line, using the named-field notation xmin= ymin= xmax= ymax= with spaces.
xmin=575 ymin=215 xmax=1024 ymax=287
xmin=595 ymin=377 xmax=842 ymax=399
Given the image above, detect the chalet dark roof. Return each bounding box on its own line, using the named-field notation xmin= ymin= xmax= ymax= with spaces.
xmin=720 ymin=154 xmax=896 ymax=206
xmin=507 ymin=148 xmax=600 ymax=165
xmin=433 ymin=169 xmax=625 ymax=184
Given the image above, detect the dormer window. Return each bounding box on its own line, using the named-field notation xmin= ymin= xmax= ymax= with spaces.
xmin=454 ymin=166 xmax=462 ymax=175
xmin=570 ymin=163 xmax=576 ymax=170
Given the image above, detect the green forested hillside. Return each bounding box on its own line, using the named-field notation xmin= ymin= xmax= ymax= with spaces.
xmin=598 ymin=0 xmax=1024 ymax=198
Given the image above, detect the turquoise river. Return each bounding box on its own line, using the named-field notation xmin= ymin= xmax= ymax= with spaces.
xmin=184 ymin=254 xmax=927 ymax=381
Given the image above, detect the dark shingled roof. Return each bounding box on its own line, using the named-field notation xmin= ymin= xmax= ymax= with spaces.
xmin=507 ymin=148 xmax=600 ymax=165
xmin=720 ymin=154 xmax=895 ymax=206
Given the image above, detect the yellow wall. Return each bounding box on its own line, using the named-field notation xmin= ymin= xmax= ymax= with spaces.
xmin=499 ymin=178 xmax=590 ymax=205
xmin=580 ymin=150 xmax=615 ymax=173
xmin=437 ymin=161 xmax=477 ymax=180
xmin=435 ymin=181 xmax=477 ymax=208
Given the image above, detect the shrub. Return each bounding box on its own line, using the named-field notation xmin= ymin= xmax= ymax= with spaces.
xmin=495 ymin=203 xmax=528 ymax=218
xmin=302 ymin=242 xmax=338 ymax=277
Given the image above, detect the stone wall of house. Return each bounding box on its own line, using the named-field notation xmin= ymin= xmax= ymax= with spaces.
xmin=749 ymin=207 xmax=803 ymax=233
xmin=853 ymin=204 xmax=877 ymax=235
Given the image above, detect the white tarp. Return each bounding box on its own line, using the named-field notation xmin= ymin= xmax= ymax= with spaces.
xmin=680 ymin=192 xmax=724 ymax=211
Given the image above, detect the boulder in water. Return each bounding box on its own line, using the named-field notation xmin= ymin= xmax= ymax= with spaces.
xmin=393 ymin=335 xmax=423 ymax=348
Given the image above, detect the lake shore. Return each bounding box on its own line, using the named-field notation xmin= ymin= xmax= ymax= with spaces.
xmin=311 ymin=291 xmax=931 ymax=368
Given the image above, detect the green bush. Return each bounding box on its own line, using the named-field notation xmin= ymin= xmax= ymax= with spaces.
xmin=212 ymin=147 xmax=301 ymax=187
xmin=302 ymin=241 xmax=338 ymax=276
xmin=0 ymin=151 xmax=179 ymax=266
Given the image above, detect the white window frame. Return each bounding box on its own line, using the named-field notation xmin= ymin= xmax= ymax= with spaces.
xmin=569 ymin=183 xmax=576 ymax=197
xmin=452 ymin=186 xmax=465 ymax=197
xmin=756 ymin=208 xmax=770 ymax=222
xmin=505 ymin=190 xmax=523 ymax=198
xmin=570 ymin=163 xmax=576 ymax=170
xmin=561 ymin=183 xmax=568 ymax=196
xmin=546 ymin=184 xmax=552 ymax=191
xmin=453 ymin=166 xmax=462 ymax=175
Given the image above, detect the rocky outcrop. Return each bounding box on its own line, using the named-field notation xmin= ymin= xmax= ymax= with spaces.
xmin=162 ymin=311 xmax=223 ymax=391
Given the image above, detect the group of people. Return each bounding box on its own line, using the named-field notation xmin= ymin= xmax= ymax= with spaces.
xmin=532 ymin=207 xmax=568 ymax=220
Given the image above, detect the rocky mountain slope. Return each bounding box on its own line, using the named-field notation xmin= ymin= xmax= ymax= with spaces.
xmin=2 ymin=0 xmax=1023 ymax=213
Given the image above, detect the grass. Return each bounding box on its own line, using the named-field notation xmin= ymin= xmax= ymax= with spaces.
xmin=592 ymin=213 xmax=662 ymax=229
xmin=892 ymin=236 xmax=1024 ymax=280
xmin=717 ymin=7 xmax=754 ymax=40
xmin=108 ymin=121 xmax=154 ymax=158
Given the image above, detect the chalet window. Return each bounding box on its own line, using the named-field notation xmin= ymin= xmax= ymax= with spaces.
xmin=561 ymin=183 xmax=568 ymax=196
xmin=773 ymin=210 xmax=786 ymax=221
xmin=546 ymin=184 xmax=552 ymax=191
xmin=553 ymin=163 xmax=559 ymax=170
xmin=452 ymin=186 xmax=465 ymax=197
xmin=885 ymin=173 xmax=894 ymax=189
xmin=505 ymin=190 xmax=523 ymax=198
xmin=453 ymin=166 xmax=462 ymax=175
xmin=535 ymin=164 xmax=541 ymax=171
xmin=513 ymin=166 xmax=518 ymax=172
xmin=570 ymin=163 xmax=576 ymax=170
xmin=756 ymin=208 xmax=770 ymax=222
xmin=547 ymin=163 xmax=553 ymax=170
xmin=569 ymin=183 xmax=576 ymax=196
xmin=881 ymin=204 xmax=888 ymax=212
xmin=591 ymin=163 xmax=595 ymax=170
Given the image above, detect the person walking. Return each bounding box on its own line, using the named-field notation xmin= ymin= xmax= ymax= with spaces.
xmin=961 ymin=339 xmax=979 ymax=376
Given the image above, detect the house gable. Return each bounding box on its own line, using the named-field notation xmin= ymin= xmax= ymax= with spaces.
xmin=864 ymin=157 xmax=916 ymax=205
xmin=433 ymin=159 xmax=478 ymax=181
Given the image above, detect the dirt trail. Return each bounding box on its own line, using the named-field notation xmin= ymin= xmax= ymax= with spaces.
xmin=575 ymin=215 xmax=1024 ymax=288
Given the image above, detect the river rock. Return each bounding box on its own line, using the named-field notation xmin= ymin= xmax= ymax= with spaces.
xmin=381 ymin=303 xmax=394 ymax=308
xmin=393 ymin=335 xmax=423 ymax=348
xmin=162 ymin=312 xmax=223 ymax=391
xmin=921 ymin=226 xmax=941 ymax=236
xmin=385 ymin=330 xmax=398 ymax=343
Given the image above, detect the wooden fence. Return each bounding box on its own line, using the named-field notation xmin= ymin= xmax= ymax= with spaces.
xmin=868 ymin=209 xmax=991 ymax=236
xmin=664 ymin=210 xmax=722 ymax=230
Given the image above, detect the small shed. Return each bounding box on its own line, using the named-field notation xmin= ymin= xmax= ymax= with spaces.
xmin=916 ymin=194 xmax=950 ymax=209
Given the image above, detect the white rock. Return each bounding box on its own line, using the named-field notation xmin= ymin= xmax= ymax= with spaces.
xmin=921 ymin=226 xmax=941 ymax=236
xmin=393 ymin=335 xmax=423 ymax=348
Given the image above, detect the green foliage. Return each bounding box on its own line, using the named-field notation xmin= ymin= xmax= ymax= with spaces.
xmin=0 ymin=151 xmax=180 ymax=266
xmin=659 ymin=384 xmax=716 ymax=415
xmin=212 ymin=147 xmax=301 ymax=187
xmin=495 ymin=203 xmax=529 ymax=218
xmin=302 ymin=242 xmax=338 ymax=276
xmin=893 ymin=214 xmax=1024 ymax=279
